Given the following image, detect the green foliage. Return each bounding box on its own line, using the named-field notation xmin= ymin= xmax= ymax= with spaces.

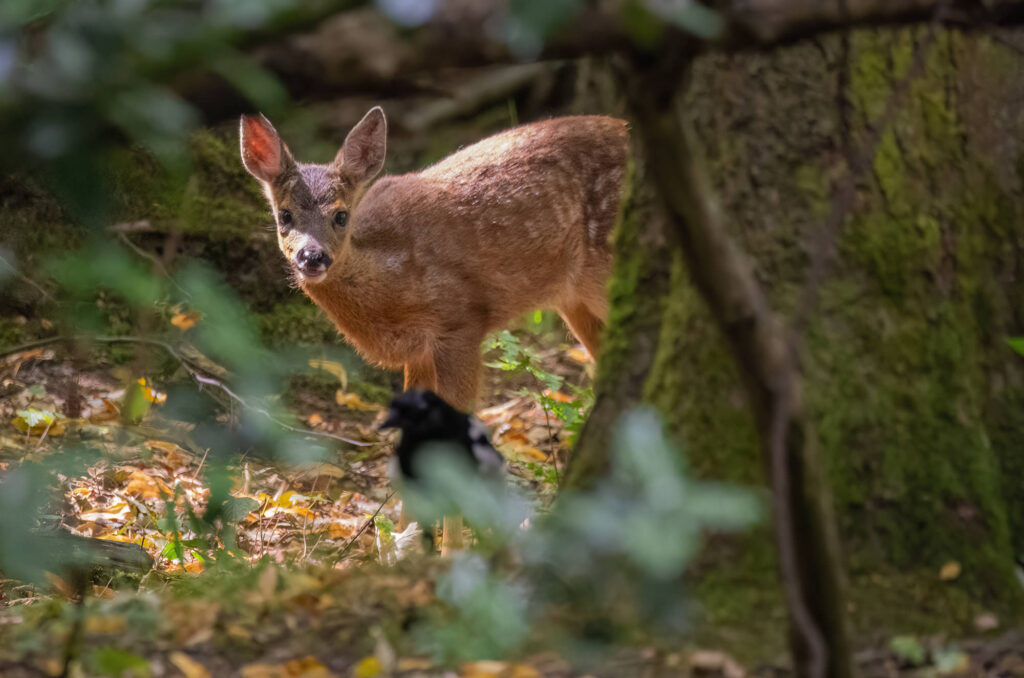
xmin=485 ymin=329 xmax=594 ymax=441
xmin=410 ymin=408 xmax=760 ymax=665
xmin=889 ymin=635 xmax=927 ymax=666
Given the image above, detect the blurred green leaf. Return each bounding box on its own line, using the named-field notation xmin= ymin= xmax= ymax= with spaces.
xmin=890 ymin=635 xmax=927 ymax=666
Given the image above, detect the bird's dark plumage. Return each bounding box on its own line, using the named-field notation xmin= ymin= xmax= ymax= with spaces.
xmin=380 ymin=389 xmax=505 ymax=482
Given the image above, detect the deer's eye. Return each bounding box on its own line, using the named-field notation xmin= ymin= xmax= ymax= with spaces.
xmin=278 ymin=209 xmax=293 ymax=230
xmin=333 ymin=210 xmax=348 ymax=228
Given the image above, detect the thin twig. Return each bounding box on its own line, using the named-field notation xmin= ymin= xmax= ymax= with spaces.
xmin=116 ymin=233 xmax=192 ymax=300
xmin=0 ymin=335 xmax=371 ymax=447
xmin=338 ymin=490 xmax=395 ymax=561
xmin=0 ymin=251 xmax=53 ymax=301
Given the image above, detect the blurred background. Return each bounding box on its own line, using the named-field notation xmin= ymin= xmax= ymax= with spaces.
xmin=3 ymin=1 xmax=1024 ymax=677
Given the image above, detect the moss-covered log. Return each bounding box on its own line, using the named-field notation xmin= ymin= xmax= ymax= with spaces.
xmin=581 ymin=27 xmax=1024 ymax=659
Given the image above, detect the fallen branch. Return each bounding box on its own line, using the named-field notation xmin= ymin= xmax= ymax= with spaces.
xmin=400 ymin=63 xmax=551 ymax=133
xmin=337 ymin=489 xmax=395 ymax=561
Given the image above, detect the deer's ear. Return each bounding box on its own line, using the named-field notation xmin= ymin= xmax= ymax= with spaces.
xmin=240 ymin=114 xmax=289 ymax=183
xmin=336 ymin=106 xmax=387 ymax=184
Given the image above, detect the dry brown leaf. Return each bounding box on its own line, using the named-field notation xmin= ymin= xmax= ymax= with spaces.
xmin=328 ymin=522 xmax=355 ymax=539
xmin=171 ymin=310 xmax=202 ymax=331
xmin=79 ymin=502 xmax=132 ymax=522
xmin=123 ymin=470 xmax=171 ymax=500
xmin=335 ymin=391 xmax=380 ymax=411
xmin=689 ymin=650 xmax=746 ymax=678
xmin=146 ymin=440 xmax=189 ymax=469
xmin=542 ymin=388 xmax=573 ymax=403
xmin=169 ymin=652 xmax=212 ymax=678
xmin=294 ymin=462 xmax=347 ymax=481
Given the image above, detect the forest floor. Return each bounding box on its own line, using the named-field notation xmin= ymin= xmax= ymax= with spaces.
xmin=0 ymin=330 xmax=1021 ymax=678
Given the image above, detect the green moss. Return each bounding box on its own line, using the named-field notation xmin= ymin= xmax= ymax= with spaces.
xmin=634 ymin=27 xmax=1024 ymax=661
xmin=179 ymin=129 xmax=268 ymax=239
xmin=257 ymin=302 xmax=340 ymax=349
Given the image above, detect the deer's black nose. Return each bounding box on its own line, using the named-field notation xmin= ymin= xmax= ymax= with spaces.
xmin=296 ymin=246 xmax=332 ymax=271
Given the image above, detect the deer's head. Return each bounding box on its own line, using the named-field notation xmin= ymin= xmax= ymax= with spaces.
xmin=239 ymin=107 xmax=387 ymax=283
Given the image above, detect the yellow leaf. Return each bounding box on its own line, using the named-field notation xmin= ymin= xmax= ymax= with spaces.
xmin=328 ymin=522 xmax=355 ymax=539
xmin=497 ymin=433 xmax=546 ymax=461
xmin=171 ymin=310 xmax=202 ymax=331
xmin=12 ymin=409 xmax=66 ymax=436
xmin=336 ymin=391 xmax=380 ymax=412
xmin=307 ymin=412 xmax=324 ymax=427
xmin=939 ymin=561 xmax=962 ymax=581
xmin=170 ymin=652 xmax=212 ymax=678
xmin=84 ymin=615 xmax=126 ymax=634
xmin=308 ymin=359 xmax=348 ymax=391
xmin=352 ymin=656 xmax=382 ymax=678
xmin=567 ymin=345 xmax=592 ymax=363
xmin=462 ymin=661 xmax=541 ymax=678
xmin=285 ymin=657 xmax=335 ymax=677
xmin=136 ymin=378 xmax=167 ymax=404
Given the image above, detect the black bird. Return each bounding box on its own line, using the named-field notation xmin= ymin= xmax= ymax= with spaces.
xmin=380 ymin=389 xmax=506 ymax=482
xmin=379 ymin=389 xmax=506 ymax=557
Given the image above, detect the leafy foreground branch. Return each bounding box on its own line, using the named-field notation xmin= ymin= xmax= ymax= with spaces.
xmin=0 ymin=409 xmax=760 ymax=677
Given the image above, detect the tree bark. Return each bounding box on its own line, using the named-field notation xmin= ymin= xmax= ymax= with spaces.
xmin=570 ymin=24 xmax=1024 ymax=660
xmin=583 ymin=51 xmax=853 ymax=678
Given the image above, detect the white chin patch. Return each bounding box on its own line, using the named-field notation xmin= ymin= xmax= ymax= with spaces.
xmin=299 ymin=270 xmax=327 ymax=283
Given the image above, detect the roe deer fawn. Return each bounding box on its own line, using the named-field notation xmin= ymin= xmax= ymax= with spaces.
xmin=240 ymin=107 xmax=628 ymax=410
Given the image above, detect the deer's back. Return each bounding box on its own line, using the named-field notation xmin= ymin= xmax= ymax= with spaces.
xmin=346 ymin=116 xmax=628 ymax=330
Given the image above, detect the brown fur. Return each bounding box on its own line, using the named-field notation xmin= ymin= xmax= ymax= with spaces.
xmin=240 ymin=108 xmax=628 ymax=410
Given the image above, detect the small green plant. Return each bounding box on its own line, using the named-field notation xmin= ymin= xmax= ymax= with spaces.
xmin=485 ymin=329 xmax=594 ymax=442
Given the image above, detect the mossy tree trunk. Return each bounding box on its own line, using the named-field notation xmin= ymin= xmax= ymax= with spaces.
xmin=573 ymin=26 xmax=1024 ymax=655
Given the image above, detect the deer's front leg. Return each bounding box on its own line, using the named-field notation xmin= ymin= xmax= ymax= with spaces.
xmin=403 ymin=354 xmax=438 ymax=393
xmin=432 ymin=332 xmax=484 ymax=412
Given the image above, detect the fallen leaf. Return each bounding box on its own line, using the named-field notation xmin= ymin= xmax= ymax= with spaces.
xmin=328 ymin=522 xmax=355 ymax=539
xmin=136 ymin=378 xmax=167 ymax=405
xmin=309 ymin=359 xmax=348 ymax=391
xmin=336 ymin=391 xmax=380 ymax=411
xmin=542 ymin=388 xmax=573 ymax=403
xmin=689 ymin=651 xmax=746 ymax=678
xmin=307 ymin=413 xmax=324 ymax=427
xmin=567 ymin=345 xmax=592 ymax=363
xmin=171 ymin=310 xmax=202 ymax=331
xmin=12 ymin=408 xmax=66 ymax=436
xmin=123 ymin=470 xmax=171 ymax=500
xmin=939 ymin=561 xmax=961 ymax=581
xmin=169 ymin=652 xmax=212 ymax=678
xmin=352 ymin=657 xmax=381 ymax=678
xmin=462 ymin=661 xmax=540 ymax=678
